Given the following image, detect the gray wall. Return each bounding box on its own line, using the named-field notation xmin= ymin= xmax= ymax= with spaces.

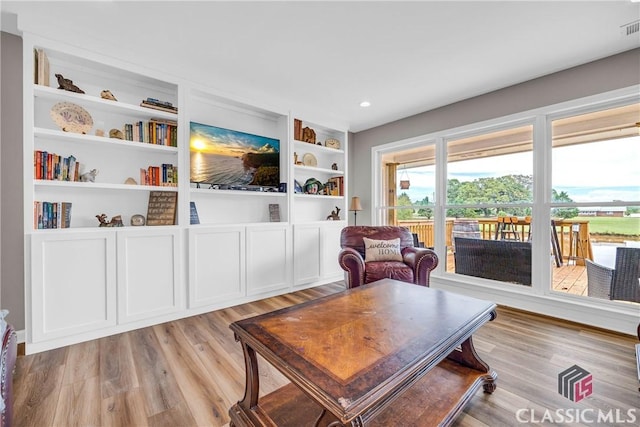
xmin=350 ymin=48 xmax=640 ymax=226
xmin=1 ymin=31 xmax=25 ymax=330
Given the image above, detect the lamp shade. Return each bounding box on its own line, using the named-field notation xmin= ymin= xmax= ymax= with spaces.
xmin=350 ymin=196 xmax=363 ymax=211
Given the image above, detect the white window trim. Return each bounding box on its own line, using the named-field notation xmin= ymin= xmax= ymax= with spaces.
xmin=371 ymin=85 xmax=640 ymax=336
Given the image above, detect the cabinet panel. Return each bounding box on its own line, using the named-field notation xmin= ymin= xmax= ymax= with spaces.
xmin=189 ymin=226 xmax=245 ymax=307
xmin=117 ymin=229 xmax=181 ymax=323
xmin=246 ymin=225 xmax=290 ymax=296
xmin=322 ymin=222 xmax=345 ymax=279
xmin=293 ymin=224 xmax=322 ymax=286
xmin=30 ymin=231 xmax=116 ymax=342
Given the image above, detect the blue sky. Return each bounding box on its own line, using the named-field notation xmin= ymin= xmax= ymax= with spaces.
xmin=400 ymin=136 xmax=639 ymax=204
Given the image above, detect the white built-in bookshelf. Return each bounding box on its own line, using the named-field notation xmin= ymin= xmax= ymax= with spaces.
xmin=23 ymin=34 xmax=347 ymax=354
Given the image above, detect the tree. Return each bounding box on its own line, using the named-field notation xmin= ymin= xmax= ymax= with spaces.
xmin=551 ymin=189 xmax=579 ymax=219
xmin=396 ymin=192 xmax=414 ymax=220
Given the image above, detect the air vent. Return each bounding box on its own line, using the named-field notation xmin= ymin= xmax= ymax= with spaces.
xmin=620 ymin=20 xmax=640 ymax=36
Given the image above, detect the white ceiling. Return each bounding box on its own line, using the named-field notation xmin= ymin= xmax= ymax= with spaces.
xmin=2 ymin=1 xmax=639 ymax=132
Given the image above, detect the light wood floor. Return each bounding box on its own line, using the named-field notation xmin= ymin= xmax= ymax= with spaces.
xmin=12 ymin=281 xmax=639 ymax=427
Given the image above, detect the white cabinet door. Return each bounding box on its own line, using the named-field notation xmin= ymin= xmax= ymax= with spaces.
xmin=322 ymin=222 xmax=345 ymax=280
xmin=30 ymin=231 xmax=116 ymax=342
xmin=246 ymin=225 xmax=290 ymax=296
xmin=117 ymin=228 xmax=182 ymax=324
xmin=293 ymin=224 xmax=322 ymax=286
xmin=188 ymin=226 xmax=245 ymax=308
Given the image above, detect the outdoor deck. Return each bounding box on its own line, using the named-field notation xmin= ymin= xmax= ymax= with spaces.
xmin=444 ymin=251 xmax=588 ymax=296
xmin=402 ymin=218 xmax=592 ymax=297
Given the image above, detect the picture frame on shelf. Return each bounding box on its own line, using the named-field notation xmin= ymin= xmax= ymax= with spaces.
xmin=269 ymin=204 xmax=280 ymax=222
xmin=146 ymin=191 xmax=178 ymax=225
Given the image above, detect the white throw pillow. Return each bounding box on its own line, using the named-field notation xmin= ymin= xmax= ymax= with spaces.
xmin=363 ymin=237 xmax=402 ymax=262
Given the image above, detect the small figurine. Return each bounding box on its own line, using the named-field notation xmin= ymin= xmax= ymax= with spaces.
xmin=327 ymin=206 xmax=341 ymax=221
xmin=55 ymin=73 xmax=84 ymax=94
xmin=303 ymin=177 xmax=323 ymax=194
xmin=109 ymin=128 xmax=124 ymax=139
xmin=96 ymin=214 xmax=124 ymax=227
xmin=100 ymin=90 xmax=117 ymax=101
xmin=331 ymin=163 xmax=338 ymax=170
xmin=302 ymin=126 xmax=316 ymax=144
xmin=80 ymin=169 xmax=98 ymax=182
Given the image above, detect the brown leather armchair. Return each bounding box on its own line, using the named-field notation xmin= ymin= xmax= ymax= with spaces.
xmin=338 ymin=226 xmax=438 ymax=288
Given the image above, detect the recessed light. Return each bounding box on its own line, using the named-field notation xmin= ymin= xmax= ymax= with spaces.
xmin=360 ymin=101 xmax=371 ymax=107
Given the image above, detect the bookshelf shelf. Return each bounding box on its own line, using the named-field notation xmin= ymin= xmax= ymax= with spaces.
xmin=34 ymin=84 xmax=178 ymax=120
xmin=34 ymin=180 xmax=178 ymax=192
xmin=293 ymin=140 xmax=344 ymax=155
xmin=190 ymin=188 xmax=286 ymax=197
xmin=293 ymin=164 xmax=344 ymax=175
xmin=34 ymin=128 xmax=178 ymax=153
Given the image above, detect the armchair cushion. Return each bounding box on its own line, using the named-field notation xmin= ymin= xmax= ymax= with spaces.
xmin=363 ymin=237 xmax=402 ymax=262
xmin=365 ymin=261 xmax=414 ymax=283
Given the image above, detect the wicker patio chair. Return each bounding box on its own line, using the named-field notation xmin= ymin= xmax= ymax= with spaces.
xmin=585 ymin=259 xmax=614 ymax=299
xmin=610 ymin=247 xmax=640 ymax=303
xmin=586 ymin=247 xmax=640 ymax=303
xmin=453 ymin=237 xmax=532 ymax=286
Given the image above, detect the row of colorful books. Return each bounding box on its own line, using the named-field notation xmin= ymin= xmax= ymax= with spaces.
xmin=34 ymin=151 xmax=80 ymax=181
xmin=122 ymin=118 xmax=178 ymax=147
xmin=140 ymin=164 xmax=178 ymax=187
xmin=34 ymin=201 xmax=72 ymax=229
xmin=326 ymin=176 xmax=344 ymax=196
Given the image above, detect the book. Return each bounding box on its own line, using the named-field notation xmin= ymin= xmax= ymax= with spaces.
xmin=269 ymin=204 xmax=280 ymax=222
xmin=36 ymin=48 xmax=50 ymax=86
xmin=190 ymin=202 xmax=200 ymax=225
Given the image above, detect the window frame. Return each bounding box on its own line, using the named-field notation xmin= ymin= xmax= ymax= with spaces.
xmin=370 ymin=85 xmax=640 ymax=335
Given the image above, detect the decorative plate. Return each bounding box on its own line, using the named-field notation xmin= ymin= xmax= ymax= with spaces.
xmin=302 ymin=153 xmax=317 ymax=167
xmin=50 ymin=102 xmax=93 ymax=134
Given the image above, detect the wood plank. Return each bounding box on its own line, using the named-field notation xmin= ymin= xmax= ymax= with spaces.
xmin=101 ymin=388 xmax=149 ymax=427
xmin=62 ymin=338 xmax=99 ymax=385
xmin=152 ymin=322 xmax=228 ymax=426
xmin=52 ymin=375 xmax=102 ymax=426
xmin=99 ymin=332 xmax=140 ymax=399
xmin=128 ymin=327 xmax=185 ymax=417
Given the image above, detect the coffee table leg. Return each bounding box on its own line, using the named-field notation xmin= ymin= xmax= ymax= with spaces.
xmin=447 ymin=336 xmax=497 ymax=393
xmin=313 ymin=408 xmax=353 ymax=427
xmin=238 ymin=339 xmax=260 ymax=410
xmin=229 ymin=337 xmax=265 ymax=426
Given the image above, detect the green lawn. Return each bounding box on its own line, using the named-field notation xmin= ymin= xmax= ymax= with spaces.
xmin=577 ymin=216 xmax=640 ymax=237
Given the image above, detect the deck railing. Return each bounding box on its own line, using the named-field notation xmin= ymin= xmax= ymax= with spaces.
xmin=398 ymin=217 xmax=593 ymax=264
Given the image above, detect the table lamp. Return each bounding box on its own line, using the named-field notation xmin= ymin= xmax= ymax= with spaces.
xmin=350 ymin=196 xmax=363 ymax=225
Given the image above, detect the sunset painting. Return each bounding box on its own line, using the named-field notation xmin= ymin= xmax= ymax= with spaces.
xmin=190 ymin=121 xmax=280 ymax=187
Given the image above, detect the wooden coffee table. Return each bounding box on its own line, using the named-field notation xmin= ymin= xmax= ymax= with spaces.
xmin=228 ymin=278 xmax=497 ymax=426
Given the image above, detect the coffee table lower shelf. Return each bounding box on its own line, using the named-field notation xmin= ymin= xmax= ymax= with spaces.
xmin=230 ymin=358 xmax=497 ymax=427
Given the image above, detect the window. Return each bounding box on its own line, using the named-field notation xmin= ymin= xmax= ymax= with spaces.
xmin=550 ymin=102 xmax=640 ymax=303
xmin=446 ymin=125 xmax=534 ymax=286
xmin=379 ymin=141 xmax=437 ymax=248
